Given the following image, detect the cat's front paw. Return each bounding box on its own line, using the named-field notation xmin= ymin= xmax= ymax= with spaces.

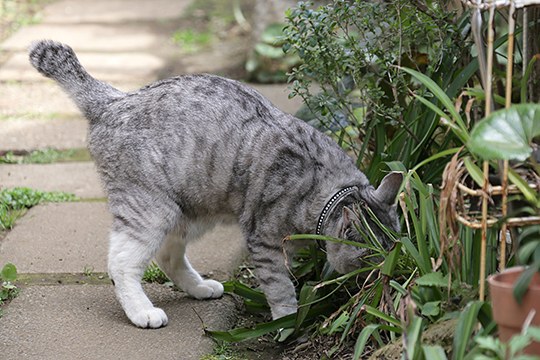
xmin=187 ymin=279 xmax=224 ymax=300
xmin=128 ymin=307 xmax=168 ymax=328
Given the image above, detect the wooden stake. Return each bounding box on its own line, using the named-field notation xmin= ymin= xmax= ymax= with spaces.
xmin=500 ymin=3 xmax=516 ymax=271
xmin=480 ymin=3 xmax=496 ymax=302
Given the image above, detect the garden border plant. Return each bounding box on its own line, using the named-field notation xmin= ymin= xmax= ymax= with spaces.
xmin=199 ymin=1 xmax=540 ymax=359
xmin=106 ymin=1 xmax=540 ymax=358
xmin=203 ymin=1 xmax=488 ymax=358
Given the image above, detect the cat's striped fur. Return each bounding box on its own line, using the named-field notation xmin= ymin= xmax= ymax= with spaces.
xmin=29 ymin=40 xmax=402 ymax=328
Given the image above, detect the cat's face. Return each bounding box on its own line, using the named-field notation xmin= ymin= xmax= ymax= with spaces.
xmin=326 ymin=172 xmax=402 ymax=274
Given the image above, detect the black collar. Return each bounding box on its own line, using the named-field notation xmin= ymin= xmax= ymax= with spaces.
xmin=315 ymin=186 xmax=358 ymax=235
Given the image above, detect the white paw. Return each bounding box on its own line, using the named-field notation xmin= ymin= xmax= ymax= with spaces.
xmin=187 ymin=279 xmax=224 ymax=300
xmin=129 ymin=307 xmax=168 ymax=328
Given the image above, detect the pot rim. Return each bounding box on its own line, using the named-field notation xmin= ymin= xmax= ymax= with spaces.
xmin=488 ymin=266 xmax=540 ymax=291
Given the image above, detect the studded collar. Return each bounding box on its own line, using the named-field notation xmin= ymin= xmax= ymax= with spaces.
xmin=315 ymin=186 xmax=358 ymax=235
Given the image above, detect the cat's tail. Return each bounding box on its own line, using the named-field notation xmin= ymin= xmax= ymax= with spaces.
xmin=29 ymin=40 xmax=89 ymax=82
xmin=28 ymin=40 xmax=124 ymax=121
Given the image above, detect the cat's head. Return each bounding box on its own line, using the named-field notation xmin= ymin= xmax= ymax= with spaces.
xmin=326 ymin=172 xmax=403 ymax=274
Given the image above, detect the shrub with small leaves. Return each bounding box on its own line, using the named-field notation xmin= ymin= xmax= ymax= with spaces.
xmin=283 ymin=0 xmax=470 ymax=183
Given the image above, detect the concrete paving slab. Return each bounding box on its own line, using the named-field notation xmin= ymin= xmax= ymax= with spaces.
xmin=0 ymin=162 xmax=105 ymax=198
xmin=0 ymin=52 xmax=164 ymax=83
xmin=1 ymin=24 xmax=163 ymax=52
xmin=0 ymin=117 xmax=87 ymax=151
xmin=0 ymin=81 xmax=302 ymax=120
xmin=0 ymin=81 xmax=155 ymax=118
xmin=41 ymin=0 xmax=190 ymax=24
xmin=0 ymin=284 xmax=239 ymax=360
xmin=0 ymin=82 xmax=78 ymax=116
xmin=0 ymin=203 xmax=110 ymax=273
xmin=0 ymin=203 xmax=245 ymax=278
xmin=0 ymin=84 xmax=302 ymax=152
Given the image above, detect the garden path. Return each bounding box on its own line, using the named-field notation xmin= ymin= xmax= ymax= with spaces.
xmin=0 ymin=1 xmax=301 ymax=358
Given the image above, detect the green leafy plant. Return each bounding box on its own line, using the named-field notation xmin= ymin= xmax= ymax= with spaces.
xmin=208 ymin=178 xmax=486 ymax=358
xmin=379 ymin=305 xmax=539 ymax=359
xmin=83 ymin=265 xmax=94 ymax=277
xmin=0 ymin=263 xmax=19 ymax=317
xmin=142 ymin=262 xmax=170 ymax=284
xmin=375 ymin=301 xmax=495 ymax=360
xmin=212 ymin=3 xmax=489 ymax=351
xmin=208 ymin=205 xmax=400 ymax=347
xmin=0 ymin=152 xmax=18 ymax=164
xmin=468 ymin=104 xmax=540 ymax=162
xmin=211 ymin=1 xmax=533 ymax=357
xmin=0 ymin=187 xmax=77 ymax=230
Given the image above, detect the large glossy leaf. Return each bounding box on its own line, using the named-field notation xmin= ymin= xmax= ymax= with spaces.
xmin=468 ymin=104 xmax=540 ymax=161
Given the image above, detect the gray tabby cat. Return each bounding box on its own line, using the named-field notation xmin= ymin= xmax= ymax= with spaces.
xmin=28 ymin=40 xmax=402 ymax=328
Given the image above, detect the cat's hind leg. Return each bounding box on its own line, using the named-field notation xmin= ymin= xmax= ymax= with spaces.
xmin=108 ymin=231 xmax=168 ymax=328
xmin=155 ymin=223 xmax=224 ymax=300
xmin=107 ymin=196 xmax=180 ymax=328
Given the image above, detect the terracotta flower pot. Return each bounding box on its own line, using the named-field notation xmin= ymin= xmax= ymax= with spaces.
xmin=488 ymin=266 xmax=540 ymax=355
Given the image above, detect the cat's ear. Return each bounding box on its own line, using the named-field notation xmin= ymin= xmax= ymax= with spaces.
xmin=343 ymin=206 xmax=355 ymax=225
xmin=373 ymin=172 xmax=403 ymax=205
xmin=339 ymin=206 xmax=356 ymax=236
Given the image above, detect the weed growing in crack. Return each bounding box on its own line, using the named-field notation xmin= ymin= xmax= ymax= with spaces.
xmin=142 ymin=262 xmax=171 ymax=284
xmin=0 ymin=187 xmax=77 ymax=230
xmin=0 ymin=263 xmax=19 ymax=317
